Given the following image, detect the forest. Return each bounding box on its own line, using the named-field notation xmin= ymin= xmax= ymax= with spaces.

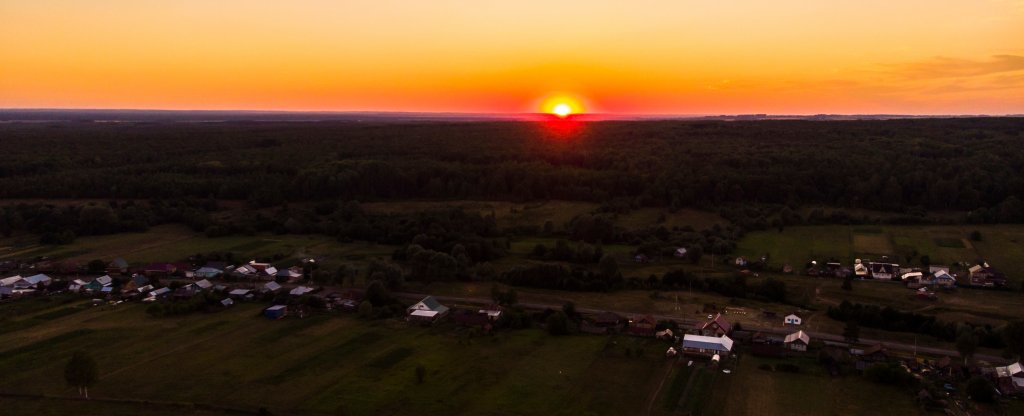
xmin=0 ymin=118 xmax=1022 ymax=255
xmin=0 ymin=118 xmax=1021 ymax=220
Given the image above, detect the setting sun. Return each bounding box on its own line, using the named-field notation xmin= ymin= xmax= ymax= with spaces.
xmin=552 ymin=103 xmax=572 ymax=117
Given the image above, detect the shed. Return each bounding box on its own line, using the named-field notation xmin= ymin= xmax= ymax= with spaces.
xmin=784 ymin=314 xmax=802 ymax=325
xmin=265 ymin=305 xmax=288 ymax=319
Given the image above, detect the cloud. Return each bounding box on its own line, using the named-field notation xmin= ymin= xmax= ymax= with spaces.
xmin=888 ymin=55 xmax=1024 ymax=79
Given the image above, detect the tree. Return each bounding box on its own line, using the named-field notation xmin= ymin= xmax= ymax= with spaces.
xmin=64 ymin=350 xmax=98 ymax=398
xmin=562 ymin=301 xmax=577 ymax=319
xmin=87 ymin=259 xmax=107 ymax=275
xmin=365 ymin=280 xmax=390 ymax=307
xmin=598 ymin=254 xmax=619 ymax=278
xmin=919 ymin=255 xmax=931 ymax=270
xmin=956 ymin=331 xmax=979 ymax=366
xmin=966 ymin=376 xmax=995 ymax=403
xmin=546 ymin=311 xmax=569 ymax=335
xmin=1002 ymin=320 xmax=1024 ymax=360
xmin=843 ymin=320 xmax=860 ymax=343
xmin=686 ymin=245 xmax=704 ymax=264
xmin=415 ymin=364 xmax=426 ymax=384
xmin=357 ymin=300 xmax=373 ymax=319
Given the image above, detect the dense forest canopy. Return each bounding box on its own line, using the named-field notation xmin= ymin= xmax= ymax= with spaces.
xmin=0 ymin=118 xmax=1022 ymax=221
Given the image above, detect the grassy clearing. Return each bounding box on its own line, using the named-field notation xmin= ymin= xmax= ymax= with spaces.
xmin=0 ymin=300 xmax=670 ymax=416
xmin=715 ymin=356 xmax=923 ymax=416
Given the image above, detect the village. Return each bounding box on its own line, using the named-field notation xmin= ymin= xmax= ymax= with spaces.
xmin=1 ymin=250 xmax=1022 ymax=415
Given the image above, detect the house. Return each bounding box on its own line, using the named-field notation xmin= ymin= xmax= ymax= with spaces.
xmin=782 ymin=264 xmax=794 ymax=274
xmin=854 ymin=260 xmax=869 ymax=278
xmin=289 ymin=286 xmax=314 ymax=296
xmin=859 ymin=344 xmax=889 ymax=362
xmin=593 ymin=311 xmax=623 ymax=328
xmin=784 ymin=314 xmax=802 ymax=326
xmin=233 ymin=264 xmax=258 ymax=277
xmin=628 ymin=314 xmax=657 ymax=336
xmin=220 ymin=298 xmax=234 ymax=307
xmin=695 ymin=313 xmax=732 ymax=337
xmin=277 ymin=267 xmax=303 ymax=282
xmin=931 ymin=270 xmax=956 ymax=288
xmin=869 ymin=262 xmax=898 ymax=280
xmin=107 ymin=258 xmax=129 ymax=275
xmin=264 ymin=305 xmax=288 ymax=319
xmin=784 ymin=330 xmax=810 ymax=352
xmin=681 ymin=334 xmax=734 ymax=357
xmin=263 ymin=281 xmax=282 ymax=293
xmin=193 ymin=267 xmax=222 ymax=279
xmin=901 ymin=271 xmax=923 ymax=283
xmin=229 ymin=288 xmax=253 ymax=299
xmin=478 ymin=305 xmax=503 ymax=321
xmin=407 ymin=296 xmax=450 ymax=322
xmin=969 ymin=262 xmax=1008 ymax=288
xmin=84 ymin=275 xmax=114 ymax=292
xmin=190 ymin=279 xmax=213 ymax=291
xmin=145 ymin=287 xmax=171 ymax=301
xmin=143 ymin=263 xmax=178 ymax=276
xmin=125 ymin=274 xmax=150 ymax=291
xmin=994 ymin=362 xmax=1024 ymax=395
xmin=0 ymin=275 xmax=26 ymax=288
xmin=452 ymin=309 xmax=492 ymax=330
xmin=734 ymin=257 xmax=748 ymax=267
xmin=24 ymin=273 xmax=52 ymax=287
xmin=674 ymin=247 xmax=688 ymax=258
xmin=929 ymin=265 xmax=950 ymax=274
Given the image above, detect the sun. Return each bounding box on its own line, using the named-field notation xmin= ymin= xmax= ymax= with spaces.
xmin=539 ymin=95 xmax=585 ymax=118
xmin=552 ymin=103 xmax=572 ymax=117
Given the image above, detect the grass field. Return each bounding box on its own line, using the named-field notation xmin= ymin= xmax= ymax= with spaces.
xmin=0 ymin=224 xmax=397 ymax=271
xmin=737 ymin=224 xmax=1024 ymax=284
xmin=0 ymin=296 xmax=673 ymax=416
xmin=714 ymin=355 xmax=923 ymax=416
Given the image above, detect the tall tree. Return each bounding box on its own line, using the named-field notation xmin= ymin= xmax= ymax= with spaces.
xmin=843 ymin=320 xmax=860 ymax=343
xmin=956 ymin=332 xmax=979 ymax=366
xmin=64 ymin=351 xmax=98 ymax=398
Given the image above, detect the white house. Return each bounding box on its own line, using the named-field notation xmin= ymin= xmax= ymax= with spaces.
xmin=263 ymin=281 xmax=282 ymax=293
xmin=289 ymin=286 xmax=314 ymax=296
xmin=681 ymin=334 xmax=734 ymax=357
xmin=674 ymin=247 xmax=688 ymax=258
xmin=23 ymin=273 xmax=52 ymax=286
xmin=407 ymin=296 xmax=450 ymax=322
xmin=932 ymin=270 xmax=957 ymax=288
xmin=784 ymin=330 xmax=810 ymax=351
xmin=784 ymin=314 xmax=802 ymax=326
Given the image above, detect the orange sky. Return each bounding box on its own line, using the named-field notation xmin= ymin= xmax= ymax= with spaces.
xmin=2 ymin=0 xmax=1023 ymax=114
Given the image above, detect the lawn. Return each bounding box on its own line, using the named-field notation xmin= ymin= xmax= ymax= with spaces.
xmin=0 ymin=299 xmax=670 ymax=416
xmin=714 ymin=356 xmax=923 ymax=416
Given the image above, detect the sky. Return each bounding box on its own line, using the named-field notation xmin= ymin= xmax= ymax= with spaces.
xmin=2 ymin=0 xmax=1023 ymax=115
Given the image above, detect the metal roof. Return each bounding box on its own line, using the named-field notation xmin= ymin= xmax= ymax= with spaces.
xmin=682 ymin=334 xmax=734 ymax=351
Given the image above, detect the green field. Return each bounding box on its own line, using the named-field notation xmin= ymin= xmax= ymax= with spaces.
xmin=0 ymin=296 xmax=676 ymax=416
xmin=737 ymin=224 xmax=1024 ymax=283
xmin=0 ymin=224 xmax=396 ymax=270
xmin=715 ymin=356 xmax=923 ymax=416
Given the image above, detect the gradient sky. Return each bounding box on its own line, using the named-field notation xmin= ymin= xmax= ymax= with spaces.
xmin=2 ymin=0 xmax=1023 ymax=114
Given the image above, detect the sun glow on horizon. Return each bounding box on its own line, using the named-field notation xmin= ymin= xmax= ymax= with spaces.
xmin=540 ymin=95 xmax=586 ymax=117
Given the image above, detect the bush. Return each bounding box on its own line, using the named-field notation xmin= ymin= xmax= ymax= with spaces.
xmin=546 ymin=311 xmax=570 ymax=336
xmin=966 ymin=376 xmax=995 ymax=403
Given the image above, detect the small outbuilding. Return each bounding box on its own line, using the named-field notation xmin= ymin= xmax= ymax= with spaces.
xmin=265 ymin=305 xmax=288 ymax=319
xmin=784 ymin=314 xmax=802 ymax=326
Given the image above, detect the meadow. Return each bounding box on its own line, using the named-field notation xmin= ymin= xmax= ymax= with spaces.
xmin=736 ymin=224 xmax=1024 ymax=285
xmin=0 ymin=296 xmax=673 ymax=416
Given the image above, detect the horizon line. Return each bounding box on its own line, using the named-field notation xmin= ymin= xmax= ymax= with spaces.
xmin=1 ymin=107 xmax=1022 ymax=119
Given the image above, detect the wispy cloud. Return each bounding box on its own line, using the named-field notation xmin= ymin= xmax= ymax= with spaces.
xmin=887 ymin=55 xmax=1024 ymax=79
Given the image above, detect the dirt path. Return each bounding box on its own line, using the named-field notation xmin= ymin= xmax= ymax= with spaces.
xmin=644 ymin=359 xmax=677 ymax=416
